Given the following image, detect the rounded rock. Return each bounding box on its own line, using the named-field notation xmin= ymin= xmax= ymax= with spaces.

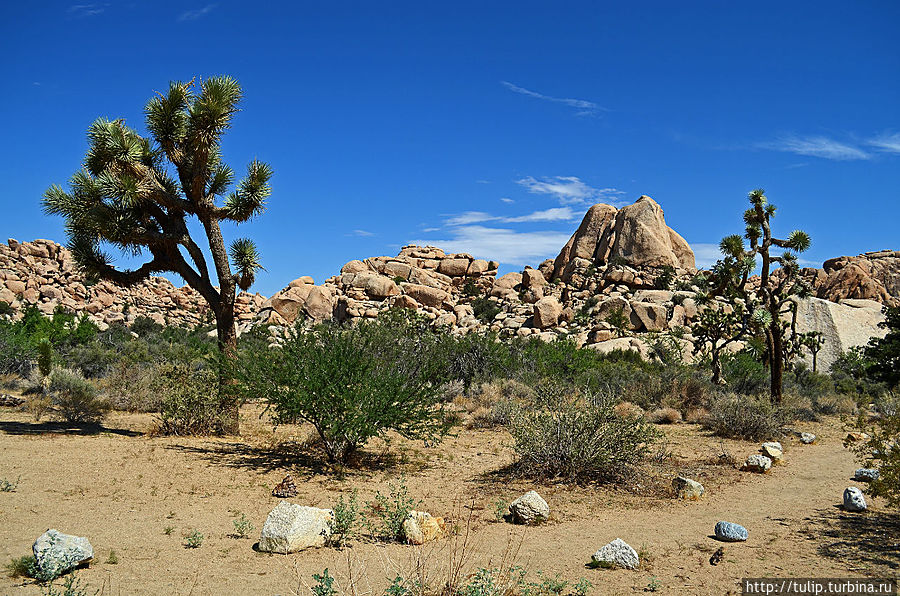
xmin=591 ymin=538 xmax=639 ymax=570
xmin=714 ymin=521 xmax=748 ymax=542
xmin=843 ymin=487 xmax=867 ymax=512
xmin=508 ymin=490 xmax=550 ymax=525
xmin=853 ymin=468 xmax=879 ymax=483
xmin=742 ymin=454 xmax=772 ymax=473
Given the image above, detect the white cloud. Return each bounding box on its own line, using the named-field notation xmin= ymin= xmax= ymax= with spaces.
xmin=500 ymin=197 xmax=515 ymax=204
xmin=868 ymin=132 xmax=900 ymax=154
xmin=68 ymin=3 xmax=105 ymax=16
xmin=691 ymin=243 xmax=724 ymax=269
xmin=516 ymin=175 xmax=625 ymax=206
xmin=421 ymin=227 xmax=440 ymax=233
xmin=502 ymin=81 xmax=605 ymax=116
xmin=349 ymin=229 xmax=374 ymax=237
xmin=503 ymin=207 xmax=579 ymax=223
xmin=762 ymin=135 xmax=870 ymax=160
xmin=445 ymin=211 xmax=498 ymax=226
xmin=410 ymin=226 xmax=570 ymax=266
xmin=178 ymin=4 xmax=216 ymax=21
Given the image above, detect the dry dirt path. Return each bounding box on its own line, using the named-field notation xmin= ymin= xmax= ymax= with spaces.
xmin=0 ymin=411 xmax=890 ymax=595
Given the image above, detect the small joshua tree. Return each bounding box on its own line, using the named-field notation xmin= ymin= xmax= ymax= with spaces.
xmin=43 ymin=76 xmax=271 ymax=433
xmin=692 ymin=305 xmax=745 ymax=385
xmin=718 ymin=189 xmax=811 ymax=403
xmin=799 ymin=331 xmax=826 ymax=373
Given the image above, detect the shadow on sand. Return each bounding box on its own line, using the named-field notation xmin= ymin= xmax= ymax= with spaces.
xmin=805 ymin=506 xmax=900 ymax=572
xmin=0 ymin=419 xmax=142 ymax=437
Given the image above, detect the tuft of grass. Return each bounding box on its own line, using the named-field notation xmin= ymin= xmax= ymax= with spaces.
xmin=163 ymin=526 xmax=174 ymax=535
xmin=5 ymin=555 xmax=37 ymax=578
xmin=647 ymin=407 xmax=682 ymax=424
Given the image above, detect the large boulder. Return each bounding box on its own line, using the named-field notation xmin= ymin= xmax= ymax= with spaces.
xmin=812 ymin=251 xmax=900 ymax=306
xmin=792 ymin=297 xmax=887 ymax=372
xmin=33 ymin=529 xmax=93 ymax=579
xmin=258 ymin=502 xmax=334 ymax=553
xmin=402 ymin=283 xmax=449 ymax=309
xmin=533 ymin=296 xmax=562 ymax=329
xmin=550 ymin=196 xmax=695 ymax=280
xmin=630 ymin=301 xmax=668 ymax=332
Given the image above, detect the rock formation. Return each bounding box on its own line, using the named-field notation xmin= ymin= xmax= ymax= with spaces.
xmin=807 ymin=251 xmax=900 ymax=307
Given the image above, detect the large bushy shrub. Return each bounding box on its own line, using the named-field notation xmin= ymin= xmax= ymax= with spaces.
xmin=47 ymin=367 xmax=109 ymax=424
xmin=233 ymin=311 xmax=452 ymax=463
xmin=849 ymin=392 xmax=900 ymax=507
xmin=507 ymin=384 xmax=660 ymax=481
xmin=703 ymin=392 xmax=792 ymax=440
xmin=155 ymin=363 xmax=228 ymax=435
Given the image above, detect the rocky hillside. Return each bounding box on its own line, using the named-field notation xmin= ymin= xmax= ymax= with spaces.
xmin=0 ymin=239 xmax=265 ymax=329
xmin=1 ymin=195 xmax=897 ymax=369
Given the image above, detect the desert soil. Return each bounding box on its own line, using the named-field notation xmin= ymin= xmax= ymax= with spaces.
xmin=0 ymin=404 xmax=896 ymax=595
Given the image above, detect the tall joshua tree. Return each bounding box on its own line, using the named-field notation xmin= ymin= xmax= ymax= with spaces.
xmin=718 ymin=189 xmax=811 ymax=403
xmin=43 ymin=76 xmax=271 ymax=431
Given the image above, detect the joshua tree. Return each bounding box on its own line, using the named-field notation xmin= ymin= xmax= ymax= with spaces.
xmin=799 ymin=331 xmax=826 ymax=373
xmin=718 ymin=189 xmax=811 ymax=403
xmin=691 ymin=304 xmax=745 ymax=385
xmin=43 ymin=76 xmax=271 ymax=432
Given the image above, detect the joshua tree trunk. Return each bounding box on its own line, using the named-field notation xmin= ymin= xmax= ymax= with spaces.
xmin=770 ymin=323 xmax=784 ymax=404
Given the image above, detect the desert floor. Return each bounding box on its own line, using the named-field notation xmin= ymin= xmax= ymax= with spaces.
xmin=1 ymin=404 xmax=897 ymax=595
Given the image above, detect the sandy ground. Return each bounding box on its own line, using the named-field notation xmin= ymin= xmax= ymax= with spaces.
xmin=0 ymin=404 xmax=896 ymax=595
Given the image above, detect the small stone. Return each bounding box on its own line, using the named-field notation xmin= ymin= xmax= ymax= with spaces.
xmin=741 ymin=454 xmax=772 ymax=473
xmin=33 ymin=529 xmax=93 ymax=579
xmin=508 ymin=490 xmax=550 ymax=525
xmin=258 ymin=502 xmax=334 ymax=553
xmin=672 ymin=476 xmax=705 ymax=500
xmin=272 ymin=474 xmax=298 ymax=498
xmin=843 ymin=487 xmax=867 ymax=512
xmin=845 ymin=432 xmax=870 ymax=443
xmin=714 ymin=521 xmax=748 ymax=542
xmin=800 ymin=432 xmax=816 ymax=444
xmin=591 ymin=538 xmax=639 ymax=570
xmin=760 ymin=442 xmax=784 ymax=463
xmin=401 ymin=511 xmax=446 ymax=545
xmin=0 ymin=394 xmax=25 ymax=407
xmin=854 ymin=468 xmax=880 ymax=482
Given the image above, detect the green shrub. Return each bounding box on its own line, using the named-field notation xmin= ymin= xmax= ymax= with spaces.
xmin=233 ymin=312 xmax=452 ymax=463
xmin=703 ymin=393 xmax=792 ymax=440
xmin=311 ymin=569 xmax=337 ymax=596
xmin=100 ymin=361 xmax=160 ymax=412
xmin=38 ymin=339 xmax=54 ymax=377
xmin=155 ymin=364 xmax=228 ymax=435
xmin=722 ymin=352 xmax=769 ymax=395
xmin=654 ymin=265 xmax=676 ymax=290
xmin=328 ymin=490 xmax=360 ymax=547
xmin=5 ymin=554 xmax=38 ymax=578
xmin=40 ymin=574 xmax=96 ymax=596
xmin=604 ymin=307 xmax=629 ymax=337
xmin=0 ymin=301 xmax=11 ymax=316
xmin=472 ymin=296 xmax=502 ymax=324
xmin=849 ymin=392 xmax=900 ymax=507
xmin=130 ymin=315 xmax=163 ymax=337
xmin=185 ymin=529 xmax=203 ymax=548
xmin=367 ymin=477 xmax=419 ymax=541
xmin=48 ymin=367 xmax=108 ymax=424
xmin=507 ymin=384 xmax=660 ymax=481
xmin=232 ymin=514 xmax=254 ymax=539
xmin=443 ymin=331 xmax=512 ymax=390
xmin=865 ymin=306 xmax=900 ymax=389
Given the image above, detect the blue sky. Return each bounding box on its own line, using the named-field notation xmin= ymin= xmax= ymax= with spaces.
xmin=1 ymin=1 xmax=898 ymax=296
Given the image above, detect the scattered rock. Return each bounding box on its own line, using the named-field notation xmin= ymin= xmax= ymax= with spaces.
xmin=401 ymin=511 xmax=445 ymax=545
xmin=714 ymin=521 xmax=748 ymax=542
xmin=672 ymin=476 xmax=705 ymax=500
xmin=258 ymin=502 xmax=334 ymax=553
xmin=0 ymin=394 xmax=25 ymax=407
xmin=843 ymin=487 xmax=867 ymax=512
xmin=741 ymin=454 xmax=772 ymax=473
xmin=760 ymin=442 xmax=784 ymax=463
xmin=800 ymin=432 xmax=816 ymax=444
xmin=32 ymin=529 xmax=93 ymax=579
xmin=846 ymin=432 xmax=871 ymax=443
xmin=854 ymin=468 xmax=880 ymax=482
xmin=591 ymin=538 xmax=639 ymax=570
xmin=508 ymin=490 xmax=550 ymax=525
xmin=533 ymin=296 xmax=562 ymax=330
xmin=272 ymin=475 xmax=298 ymax=498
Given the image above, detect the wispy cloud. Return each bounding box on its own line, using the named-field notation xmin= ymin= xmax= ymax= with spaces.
xmin=348 ymin=229 xmax=374 ymax=237
xmin=760 ymin=135 xmax=870 ymax=160
xmin=691 ymin=243 xmax=724 ymax=269
xmin=178 ymin=4 xmax=216 ymax=21
xmin=501 ymin=81 xmax=605 ymax=116
xmin=67 ymin=3 xmax=105 ymax=17
xmin=410 ymin=226 xmax=571 ymax=266
xmin=516 ymin=175 xmax=625 ymax=206
xmin=868 ymin=132 xmax=900 ymax=154
xmin=445 ymin=211 xmax=497 ymax=226
xmin=500 ymin=197 xmax=515 ymax=204
xmin=443 ymin=207 xmax=580 ymax=227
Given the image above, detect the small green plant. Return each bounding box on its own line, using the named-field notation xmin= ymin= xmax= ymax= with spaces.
xmin=463 ymin=279 xmax=481 ymax=297
xmin=572 ymin=578 xmax=593 ymax=596
xmin=105 ymin=550 xmax=118 ymax=565
xmin=472 ymin=296 xmax=502 ymax=324
xmin=328 ymin=490 xmax=360 ymax=547
xmin=368 ymin=477 xmax=419 ymax=541
xmin=384 ymin=575 xmax=410 ymax=596
xmin=605 ymin=307 xmax=630 ymax=338
xmin=47 ymin=367 xmax=108 ymax=424
xmin=393 ymin=276 xmax=407 ymax=285
xmin=0 ymin=475 xmax=20 ymax=492
xmin=39 ymin=574 xmax=97 ymax=596
xmin=163 ymin=526 xmax=174 ymax=535
xmin=232 ymin=514 xmax=254 ymax=539
xmin=645 ymin=577 xmax=661 ymax=592
xmin=5 ymin=554 xmax=38 ymax=578
xmin=311 ymin=569 xmax=337 ymax=596
xmin=654 ymin=265 xmax=675 ymax=290
xmin=38 ymin=339 xmax=54 ymax=377
xmin=185 ymin=529 xmax=204 ymax=549
xmin=493 ymin=497 xmax=509 ymax=522
xmin=0 ymin=301 xmax=12 ymax=316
